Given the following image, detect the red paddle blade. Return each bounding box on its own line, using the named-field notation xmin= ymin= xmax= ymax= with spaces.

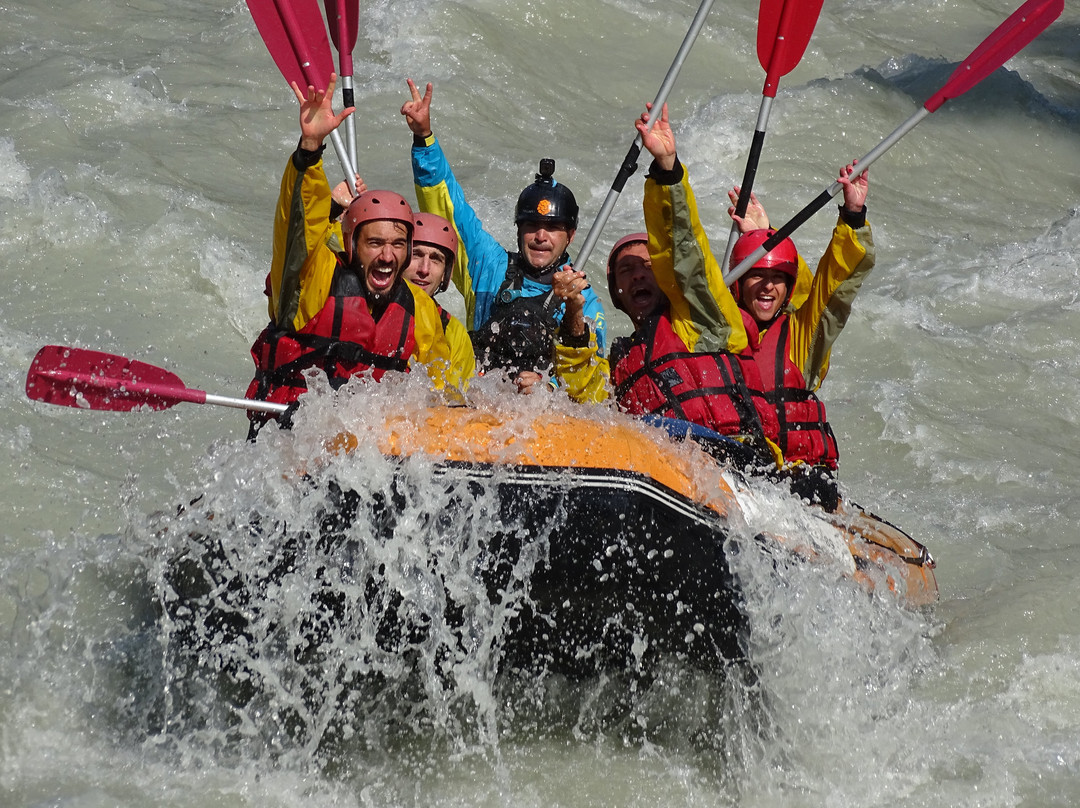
xmin=757 ymin=0 xmax=825 ymax=96
xmin=323 ymin=0 xmax=359 ymax=74
xmin=25 ymin=346 xmax=206 ymax=412
xmin=246 ymin=0 xmax=336 ymax=89
xmin=925 ymin=0 xmax=1063 ymax=111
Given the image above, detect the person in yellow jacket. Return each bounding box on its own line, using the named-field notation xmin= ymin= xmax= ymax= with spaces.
xmin=245 ymin=74 xmax=467 ymax=436
xmin=720 ymin=166 xmax=871 ymax=509
xmin=725 ymin=167 xmax=873 ymax=395
xmin=407 ymin=211 xmax=476 ymax=383
xmin=555 ymin=103 xmax=783 ymax=468
xmin=558 ymin=103 xmax=873 ymax=507
xmin=327 ymin=191 xmax=476 ymax=387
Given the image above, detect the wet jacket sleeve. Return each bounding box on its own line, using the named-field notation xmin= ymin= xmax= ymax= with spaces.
xmin=783 ymin=253 xmax=815 ymax=313
xmin=442 ymin=310 xmax=476 ymax=390
xmin=405 ymin=281 xmax=472 ymax=395
xmin=411 ymin=134 xmax=510 ymax=331
xmin=575 ymin=284 xmax=607 ymax=357
xmin=643 ymin=161 xmax=749 ymax=355
xmin=787 ymin=215 xmax=875 ymax=391
xmin=554 ymin=326 xmax=611 ymax=404
xmin=268 ymin=147 xmax=342 ymax=332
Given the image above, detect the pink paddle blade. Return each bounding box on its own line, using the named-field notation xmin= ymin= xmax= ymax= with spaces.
xmin=926 ymin=0 xmax=1063 ymax=111
xmin=25 ymin=345 xmax=207 ymax=412
xmin=323 ymin=0 xmax=359 ymax=74
xmin=757 ymin=0 xmax=825 ymax=96
xmin=246 ymin=0 xmax=336 ymax=89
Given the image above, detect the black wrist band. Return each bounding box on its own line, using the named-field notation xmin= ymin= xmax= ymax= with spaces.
xmin=558 ymin=325 xmax=591 ymax=348
xmin=647 ymin=156 xmax=684 ymax=186
xmin=839 ymin=204 xmax=867 ymax=229
xmin=293 ymin=138 xmax=326 ymax=169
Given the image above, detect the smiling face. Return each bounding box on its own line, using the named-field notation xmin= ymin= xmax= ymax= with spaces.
xmin=738 ymin=268 xmax=792 ymax=325
xmin=518 ymin=221 xmax=574 ymax=271
xmin=611 ymin=243 xmax=666 ymax=326
xmin=354 ymin=220 xmax=410 ymax=297
xmin=405 ymin=243 xmax=449 ymax=297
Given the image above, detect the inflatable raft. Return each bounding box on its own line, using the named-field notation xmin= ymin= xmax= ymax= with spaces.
xmin=163 ymin=402 xmax=936 ymax=679
xmin=328 ymin=404 xmax=936 ymax=670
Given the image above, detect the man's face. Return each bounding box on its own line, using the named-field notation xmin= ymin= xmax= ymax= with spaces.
xmin=612 ymin=243 xmax=665 ymax=324
xmin=519 ymin=221 xmax=574 ymax=270
xmin=739 ymin=268 xmax=791 ymax=324
xmin=404 ymin=243 xmax=448 ymax=297
xmin=354 ymin=220 xmax=410 ymax=296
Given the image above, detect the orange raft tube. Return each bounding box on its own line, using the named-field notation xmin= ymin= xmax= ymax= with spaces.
xmin=330 ymin=405 xmax=938 ymax=623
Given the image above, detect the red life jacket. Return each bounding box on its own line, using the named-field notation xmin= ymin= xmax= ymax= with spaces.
xmin=749 ymin=313 xmax=839 ymax=469
xmin=611 ymin=312 xmax=780 ymax=457
xmin=245 ymin=264 xmax=417 ymax=414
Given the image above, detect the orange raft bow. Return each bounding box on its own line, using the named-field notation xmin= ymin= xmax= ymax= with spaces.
xmin=329 ymin=404 xmax=937 ymax=609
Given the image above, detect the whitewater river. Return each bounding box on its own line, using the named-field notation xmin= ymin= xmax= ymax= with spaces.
xmin=3 ymin=0 xmax=1079 ymax=805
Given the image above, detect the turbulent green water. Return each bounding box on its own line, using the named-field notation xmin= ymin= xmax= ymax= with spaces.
xmin=2 ymin=0 xmax=1079 ymax=805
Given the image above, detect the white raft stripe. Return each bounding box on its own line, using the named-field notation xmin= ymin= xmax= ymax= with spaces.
xmin=431 ymin=461 xmax=727 ymax=531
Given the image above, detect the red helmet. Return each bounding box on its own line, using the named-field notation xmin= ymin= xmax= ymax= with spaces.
xmin=606 ymin=232 xmax=649 ymax=313
xmin=412 ymin=212 xmax=458 ymax=293
xmin=341 ymin=190 xmax=414 ymax=263
xmin=730 ymin=229 xmax=798 ymax=281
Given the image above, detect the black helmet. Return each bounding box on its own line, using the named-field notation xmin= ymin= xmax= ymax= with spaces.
xmin=514 ymin=158 xmax=579 ymax=229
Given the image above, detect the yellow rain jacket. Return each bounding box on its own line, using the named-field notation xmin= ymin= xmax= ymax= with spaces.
xmin=266 ymin=147 xmax=471 ymax=394
xmin=765 ymin=212 xmax=875 ymax=392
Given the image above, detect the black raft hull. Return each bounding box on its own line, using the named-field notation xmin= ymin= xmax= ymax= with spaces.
xmin=436 ymin=460 xmax=746 ymax=674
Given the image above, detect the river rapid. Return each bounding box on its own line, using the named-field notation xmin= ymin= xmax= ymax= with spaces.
xmin=2 ymin=0 xmax=1079 ymax=805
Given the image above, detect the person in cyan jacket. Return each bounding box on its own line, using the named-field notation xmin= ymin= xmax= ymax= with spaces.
xmin=245 ymin=74 xmax=465 ymax=436
xmin=401 ymin=79 xmax=607 ymax=391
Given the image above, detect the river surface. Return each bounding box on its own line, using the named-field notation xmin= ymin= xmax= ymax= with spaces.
xmin=2 ymin=0 xmax=1080 ymax=805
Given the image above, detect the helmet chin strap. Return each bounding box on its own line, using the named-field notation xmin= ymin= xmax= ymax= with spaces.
xmin=517 ymin=231 xmax=569 ymax=283
xmin=522 ymin=254 xmax=567 ymax=284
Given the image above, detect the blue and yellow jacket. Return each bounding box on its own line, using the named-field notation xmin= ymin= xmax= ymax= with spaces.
xmin=410 ymin=134 xmax=607 ymax=355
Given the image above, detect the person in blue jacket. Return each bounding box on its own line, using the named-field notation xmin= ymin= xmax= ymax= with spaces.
xmin=401 ymin=79 xmax=607 ymax=389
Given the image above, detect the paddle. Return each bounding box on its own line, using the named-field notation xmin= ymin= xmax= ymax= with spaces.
xmin=25 ymin=345 xmax=288 ymax=416
xmin=719 ymin=0 xmax=825 ymax=271
xmin=246 ymin=0 xmax=359 ymax=190
xmin=323 ymin=0 xmax=360 ymax=176
xmin=572 ymin=0 xmax=718 ymax=276
xmin=725 ymin=0 xmax=1065 ymax=286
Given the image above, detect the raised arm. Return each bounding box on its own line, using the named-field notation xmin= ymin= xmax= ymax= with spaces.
xmin=404 ymin=79 xmax=510 ymax=331
xmin=787 ymin=162 xmax=874 ymax=389
xmin=635 ymin=102 xmax=677 ymax=172
xmin=727 ymin=186 xmax=770 ymax=233
xmin=638 ymin=103 xmax=747 ymax=355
